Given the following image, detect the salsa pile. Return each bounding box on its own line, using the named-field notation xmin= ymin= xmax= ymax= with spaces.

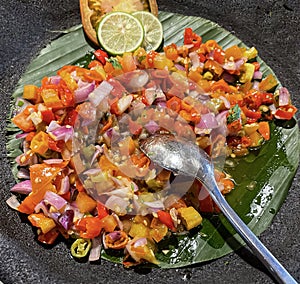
xmin=8 ymin=28 xmax=297 ymax=267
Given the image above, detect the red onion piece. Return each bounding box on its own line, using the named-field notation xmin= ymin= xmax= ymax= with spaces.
xmin=235 ymin=58 xmax=246 ymax=69
xmin=74 ymin=81 xmax=95 ymax=103
xmin=269 ymin=104 xmax=277 ymax=114
xmin=252 ymin=81 xmax=260 ymax=90
xmin=222 ymin=61 xmax=236 ymax=71
xmin=15 ymin=133 xmax=29 ymax=139
xmin=222 ymin=72 xmax=236 ymax=83
xmin=6 ymin=195 xmax=20 ymax=210
xmin=10 ymin=180 xmax=32 ymax=195
xmin=107 ymin=231 xmax=122 ymax=242
xmin=44 ymin=191 xmax=67 ymax=210
xmin=58 ymin=209 xmax=74 ymax=230
xmin=50 ymin=125 xmax=74 ymax=142
xmin=196 ymin=113 xmax=219 ymax=129
xmin=89 ymin=81 xmax=113 ymax=106
xmin=17 ymin=168 xmax=30 ymax=180
xmin=144 ymin=120 xmax=160 ymax=134
xmin=174 ymin=64 xmax=185 ymax=71
xmin=278 ymin=87 xmax=290 ymax=106
xmin=49 ymin=75 xmax=61 ymax=85
xmin=35 ymin=201 xmax=50 ymax=216
xmin=83 ymin=168 xmax=102 ymax=175
xmin=143 ymin=88 xmax=157 ymax=105
xmin=253 ymin=71 xmax=262 ymax=80
xmin=133 ymin=237 xmax=147 ymax=248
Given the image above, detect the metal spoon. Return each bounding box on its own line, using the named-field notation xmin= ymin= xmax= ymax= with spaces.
xmin=140 ymin=134 xmax=297 ymax=284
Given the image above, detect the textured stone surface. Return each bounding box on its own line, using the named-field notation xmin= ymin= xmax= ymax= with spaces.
xmin=0 ymin=0 xmax=299 ymax=283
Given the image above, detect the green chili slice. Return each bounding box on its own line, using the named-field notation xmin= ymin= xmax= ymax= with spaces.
xmin=71 ymin=238 xmax=92 ymax=258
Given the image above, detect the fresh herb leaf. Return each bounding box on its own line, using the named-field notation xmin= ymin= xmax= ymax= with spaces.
xmin=107 ymin=57 xmax=122 ymax=69
xmin=227 ymin=104 xmax=241 ymax=124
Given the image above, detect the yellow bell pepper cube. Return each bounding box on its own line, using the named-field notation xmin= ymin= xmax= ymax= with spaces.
xmin=30 ymin=131 xmax=49 ymax=155
xmin=28 ymin=213 xmax=56 ymax=234
xmin=41 ymin=89 xmax=63 ymax=109
xmin=23 ymin=85 xmax=41 ymax=103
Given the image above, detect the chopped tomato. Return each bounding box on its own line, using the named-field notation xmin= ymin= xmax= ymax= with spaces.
xmin=184 ymin=28 xmax=202 ymax=48
xmin=94 ymin=49 xmax=108 ymax=65
xmin=274 ymin=105 xmax=297 ymax=120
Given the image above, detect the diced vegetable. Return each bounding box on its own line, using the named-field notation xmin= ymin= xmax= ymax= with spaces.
xmin=177 ymin=206 xmax=203 ymax=230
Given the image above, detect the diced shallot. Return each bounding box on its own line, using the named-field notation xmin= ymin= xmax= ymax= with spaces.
xmin=10 ymin=180 xmax=32 ymax=195
xmin=44 ymin=158 xmax=64 ymax=165
xmin=58 ymin=176 xmax=70 ymax=195
xmin=6 ymin=195 xmax=20 ymax=210
xmin=74 ymin=81 xmax=95 ymax=103
xmin=89 ymin=80 xmax=113 ymax=107
xmin=144 ymin=120 xmax=160 ymax=134
xmin=58 ymin=209 xmax=74 ymax=230
xmin=49 ymin=125 xmax=74 ymax=142
xmin=44 ymin=191 xmax=67 ymax=210
xmin=189 ymin=51 xmax=200 ymax=68
xmin=89 ymin=237 xmax=102 ymax=262
xmin=278 ymin=87 xmax=290 ymax=106
xmin=253 ymin=71 xmax=262 ymax=80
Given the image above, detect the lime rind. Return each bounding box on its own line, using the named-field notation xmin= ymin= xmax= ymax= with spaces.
xmin=97 ymin=11 xmax=144 ymax=56
xmin=132 ymin=11 xmax=163 ymax=51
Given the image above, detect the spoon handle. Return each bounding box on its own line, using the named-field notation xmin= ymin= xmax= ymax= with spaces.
xmin=201 ymin=177 xmax=297 ymax=284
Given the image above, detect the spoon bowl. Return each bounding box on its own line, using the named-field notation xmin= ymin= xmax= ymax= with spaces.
xmin=140 ymin=133 xmax=297 ymax=284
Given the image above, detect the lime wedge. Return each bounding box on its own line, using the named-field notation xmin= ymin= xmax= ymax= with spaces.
xmin=97 ymin=11 xmax=144 ymax=55
xmin=132 ymin=11 xmax=163 ymax=52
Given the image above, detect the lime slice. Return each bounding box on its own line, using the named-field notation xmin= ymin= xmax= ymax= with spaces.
xmin=97 ymin=11 xmax=144 ymax=55
xmin=132 ymin=11 xmax=163 ymax=52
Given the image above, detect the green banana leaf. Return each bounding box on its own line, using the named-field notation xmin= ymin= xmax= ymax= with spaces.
xmin=7 ymin=11 xmax=300 ymax=268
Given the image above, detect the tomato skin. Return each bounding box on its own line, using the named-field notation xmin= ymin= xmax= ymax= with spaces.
xmin=184 ymin=28 xmax=202 ymax=48
xmin=63 ymin=109 xmax=78 ymax=127
xmin=274 ymin=105 xmax=297 ymax=120
xmin=94 ymin=49 xmax=108 ymax=65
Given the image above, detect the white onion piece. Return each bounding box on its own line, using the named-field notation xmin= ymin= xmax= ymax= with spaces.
xmin=128 ymin=70 xmax=149 ymax=91
xmin=189 ymin=51 xmax=200 ymax=68
xmin=89 ymin=237 xmax=102 ymax=262
xmin=44 ymin=158 xmax=64 ymax=164
xmin=111 ymin=213 xmax=123 ymax=230
xmin=278 ymin=87 xmax=290 ymax=106
xmin=58 ymin=176 xmax=70 ymax=195
xmin=6 ymin=195 xmax=20 ymax=210
xmin=219 ymin=96 xmax=231 ymax=109
xmin=105 ymin=195 xmax=129 ymax=215
xmin=89 ymin=81 xmax=113 ymax=107
xmin=143 ymin=200 xmax=165 ymax=211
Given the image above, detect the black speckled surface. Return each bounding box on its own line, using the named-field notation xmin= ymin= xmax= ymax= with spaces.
xmin=1 ymin=1 xmax=299 ymax=283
